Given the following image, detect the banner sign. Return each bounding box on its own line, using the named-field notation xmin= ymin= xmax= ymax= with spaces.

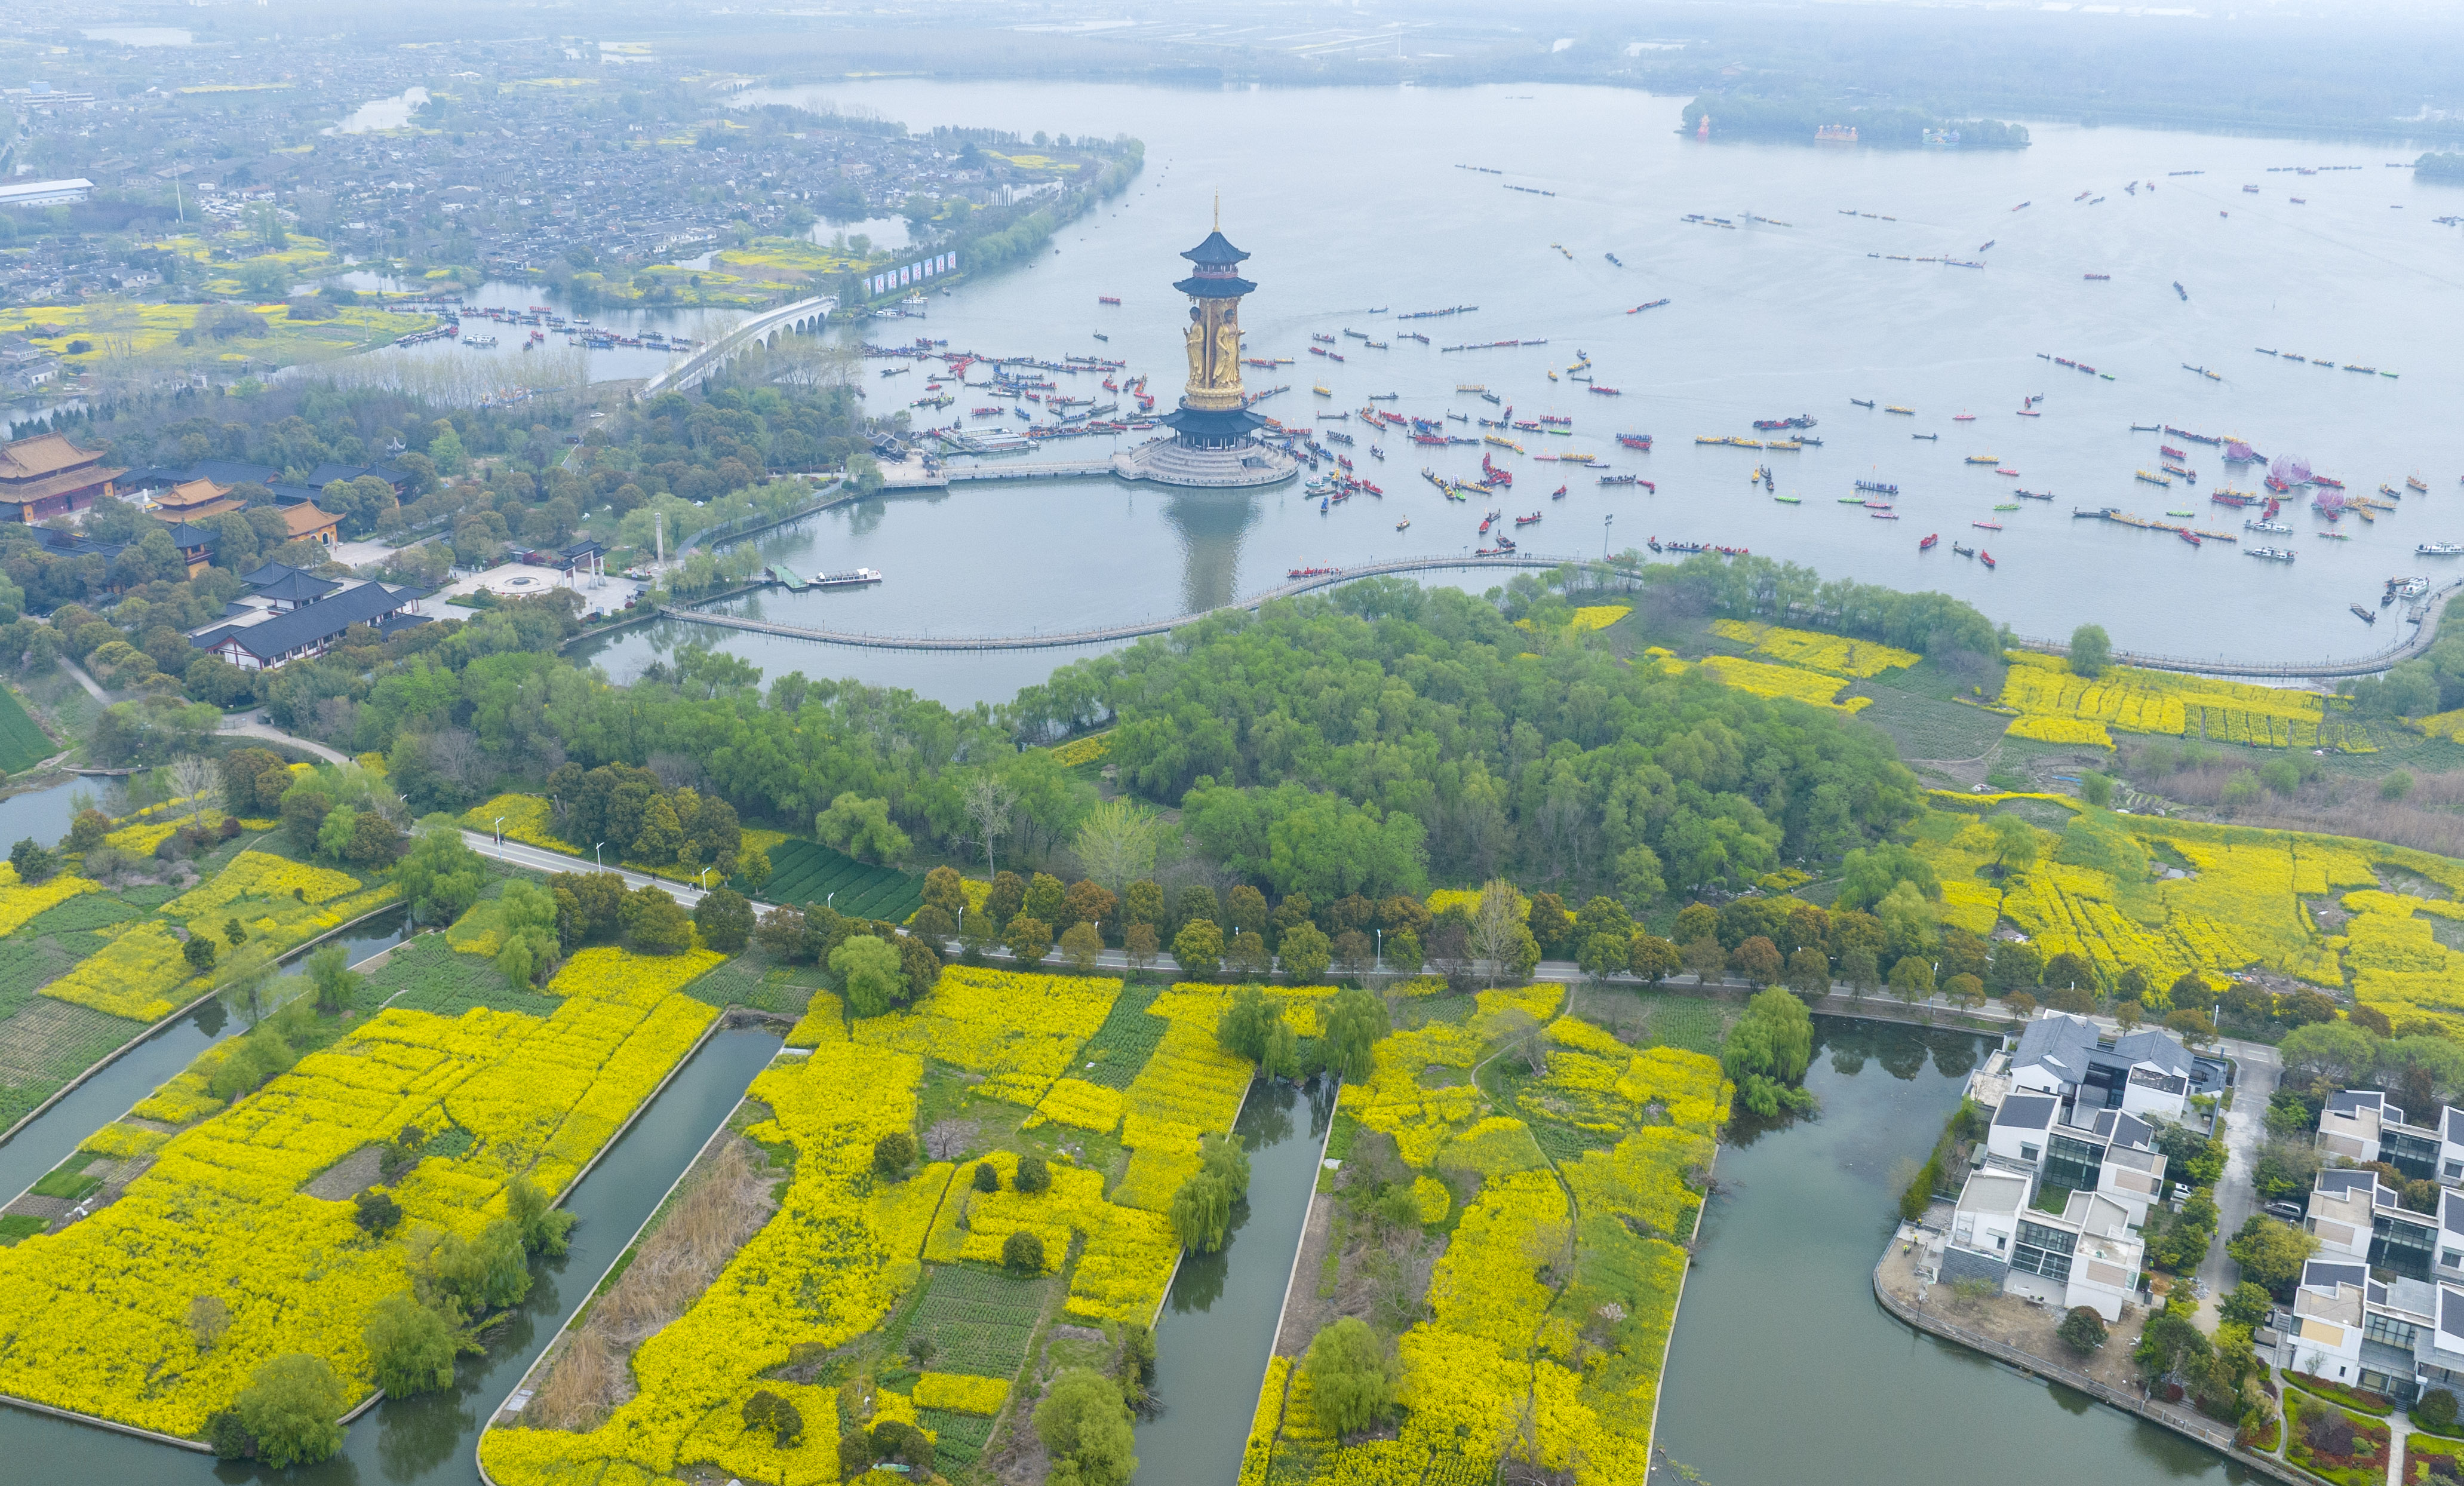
xmin=867 ymin=252 xmax=957 ymax=297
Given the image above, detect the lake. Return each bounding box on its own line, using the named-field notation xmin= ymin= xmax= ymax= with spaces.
xmin=572 ymin=79 xmax=2464 ymax=704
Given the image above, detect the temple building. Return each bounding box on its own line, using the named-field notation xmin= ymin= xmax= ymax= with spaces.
xmin=0 ymin=431 xmax=124 ymax=522
xmin=1115 ymin=217 xmax=1295 ymax=489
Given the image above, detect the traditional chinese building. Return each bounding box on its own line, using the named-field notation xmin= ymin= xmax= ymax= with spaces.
xmin=0 ymin=431 xmax=124 ymax=521
xmin=1115 ymin=214 xmax=1295 ymax=489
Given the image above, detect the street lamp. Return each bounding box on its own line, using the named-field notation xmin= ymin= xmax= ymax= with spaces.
xmin=699 ymin=868 xmax=712 ymax=890
xmin=494 ymin=817 xmax=506 ymax=864
xmin=1603 ymin=511 xmax=1614 ymax=560
xmin=594 ymin=842 xmax=606 ymax=870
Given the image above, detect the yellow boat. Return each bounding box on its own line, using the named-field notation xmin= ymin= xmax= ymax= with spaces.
xmin=1694 ymin=435 xmax=1723 ymax=445
xmin=1885 ymin=404 xmax=1915 ymax=415
xmin=2134 ymin=469 xmax=2170 ymax=486
xmin=1485 ymin=435 xmax=1524 ymax=452
xmin=1965 ymin=455 xmax=1998 ymax=465
xmin=1313 ymin=385 xmax=1332 ymax=397
xmin=1547 ymin=370 xmax=1559 ymax=381
xmin=1456 ymin=384 xmax=1485 ymax=392
xmin=1765 ymin=439 xmax=1802 ymax=452
xmin=1560 ymin=452 xmax=1597 ymax=463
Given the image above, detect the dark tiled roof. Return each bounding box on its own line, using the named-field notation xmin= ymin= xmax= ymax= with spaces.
xmin=187 ymin=459 xmax=281 ymax=487
xmin=253 ymin=570 xmax=338 ymax=604
xmin=192 ymin=581 xmax=425 ymax=661
xmin=2444 ymin=1189 xmax=2464 ymax=1238
xmin=2443 ymin=1286 xmax=2464 ymax=1343
xmin=2327 ymin=1089 xmax=2387 ymax=1118
xmin=1993 ymin=1094 xmax=2057 ymax=1130
xmin=1179 ymin=229 xmax=1250 ymax=266
xmin=303 ymin=462 xmax=405 ymax=492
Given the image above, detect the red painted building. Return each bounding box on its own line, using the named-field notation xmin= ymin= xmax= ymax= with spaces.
xmin=0 ymin=432 xmax=124 ymax=521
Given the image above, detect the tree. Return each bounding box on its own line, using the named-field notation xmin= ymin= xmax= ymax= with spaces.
xmin=960 ymin=775 xmax=1018 ymax=876
xmin=2219 ymin=1281 xmax=2274 ymax=1328
xmin=2057 ymin=1306 xmax=2108 ymax=1356
xmin=2069 ymin=623 xmax=2112 ymax=678
xmin=1279 ymin=922 xmax=1333 ymax=983
xmin=831 ymin=934 xmax=908 ymax=1017
xmin=1629 ymin=933 xmax=1680 ymax=984
xmin=693 ymin=886 xmax=753 ymax=953
xmin=815 ymin=792 xmax=910 ymax=864
xmin=1731 ymin=935 xmax=1783 ymax=987
xmin=1003 ymin=1229 xmax=1047 ymax=1276
xmin=2420 ymin=1388 xmax=2460 ymax=1433
xmin=1988 ymin=813 xmax=2042 ymax=876
xmin=1682 ymin=937 xmax=1727 ymax=985
xmin=1225 ymin=929 xmax=1271 ymax=978
xmin=1889 ymin=955 xmax=1935 ymax=1000
xmin=10 ymin=837 xmax=54 ymax=883
xmin=1526 ymin=891 xmax=1574 ymax=957
xmin=1218 ymin=986 xmax=1285 ymax=1063
xmin=873 ymin=1131 xmax=917 ymax=1176
xmin=1784 ymin=946 xmax=1831 ymax=1004
xmin=1469 ymin=879 xmax=1523 ymax=987
xmin=985 ymin=869 xmax=1027 ymax=926
xmin=2227 ymin=1215 xmax=2318 ymax=1293
xmin=233 ymin=1353 xmax=347 ymax=1468
xmin=1170 ymin=1165 xmax=1234 ymax=1253
xmin=1721 ymin=987 xmax=1816 ymax=1116
xmin=1302 ymin=1318 xmax=1397 ymax=1437
xmin=1944 ymin=972 xmax=1986 ymax=1012
xmin=307 ymin=943 xmax=362 ymax=1014
xmin=1006 ymin=914 xmax=1053 ymax=966
xmin=974 ymin=1160 xmax=1002 ymax=1193
xmin=1061 ymin=920 xmax=1105 ymax=973
xmin=190 ymin=1293 xmax=233 ymax=1351
xmin=742 ymin=1389 xmax=806 ymax=1447
xmin=1016 ymin=1153 xmax=1051 ymax=1193
xmin=620 ymin=886 xmax=693 ymax=954
xmin=354 ymin=1188 xmax=403 ymax=1236
xmin=506 ymin=1174 xmax=576 ymax=1257
xmin=1123 ymin=921 xmax=1160 ymax=978
xmin=1025 ymin=871 xmax=1068 ymax=926
xmin=362 ymin=1292 xmax=457 ymax=1398
xmin=1321 ymin=985 xmax=1388 ymax=1080
xmin=1034 ymin=1368 xmax=1138 ymax=1486
xmin=1578 ymin=932 xmax=1629 ymax=988
xmin=184 ymin=932 xmax=218 ymax=975
xmin=1172 ymin=918 xmax=1224 ymax=978
xmin=1074 ymin=799 xmax=1163 ymax=895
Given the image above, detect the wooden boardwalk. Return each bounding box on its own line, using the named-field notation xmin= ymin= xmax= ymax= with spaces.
xmin=659 ymin=552 xmax=1602 ymax=651
xmin=2013 ymin=577 xmax=2464 ymax=679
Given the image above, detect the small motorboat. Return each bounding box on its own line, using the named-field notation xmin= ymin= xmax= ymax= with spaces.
xmin=1918 ymin=532 xmax=1939 ymax=550
xmin=1980 ymin=552 xmax=1996 ymax=568
xmin=1395 ymin=518 xmax=1410 ymax=531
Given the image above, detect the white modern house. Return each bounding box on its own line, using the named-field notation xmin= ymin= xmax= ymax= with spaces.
xmin=2318 ymin=1089 xmax=2464 ymax=1184
xmin=2278 ymin=1252 xmax=2464 ymax=1402
xmin=1941 ymin=1170 xmax=2147 ymax=1322
xmin=2006 ymin=1012 xmax=2195 ymax=1124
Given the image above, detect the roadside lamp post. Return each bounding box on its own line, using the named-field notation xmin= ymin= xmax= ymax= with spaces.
xmin=494 ymin=818 xmax=506 ymax=864
xmin=1603 ymin=512 xmax=1614 ymax=559
xmin=594 ymin=842 xmax=606 ymax=870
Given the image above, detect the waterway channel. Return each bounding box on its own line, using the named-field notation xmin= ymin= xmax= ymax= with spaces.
xmin=1654 ymin=1015 xmax=2253 ymax=1485
xmin=0 ymin=1023 xmax=785 ymax=1484
xmin=1136 ymin=1074 xmax=1334 ymax=1485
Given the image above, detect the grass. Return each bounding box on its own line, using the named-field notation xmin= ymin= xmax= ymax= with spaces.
xmin=0 ymin=998 xmax=149 ymax=1128
xmin=890 ymin=1264 xmax=1052 ymax=1380
xmin=917 ymin=1408 xmax=996 ymax=1467
xmin=1073 ymin=981 xmax=1166 ymax=1090
xmin=675 ymin=951 xmax=810 ymax=1015
xmin=30 ymin=1152 xmax=103 ymax=1201
xmin=0 ymin=1214 xmax=48 ymax=1245
xmin=2285 ymin=1387 xmax=2395 ymax=1486
xmin=0 ymin=685 xmax=54 ymax=773
xmin=360 ymin=932 xmax=559 ymax=1018
xmin=1854 ymin=683 xmax=2014 ymax=761
xmin=21 ymin=894 xmax=146 ymax=936
xmin=0 ymin=938 xmax=75 ymax=1021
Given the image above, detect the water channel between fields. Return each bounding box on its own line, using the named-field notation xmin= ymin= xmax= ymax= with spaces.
xmin=1136 ymin=1075 xmax=1335 ymax=1485
xmin=0 ymin=1024 xmax=784 ymax=1484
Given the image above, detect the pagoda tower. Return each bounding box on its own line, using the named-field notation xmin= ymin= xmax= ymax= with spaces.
xmin=1115 ymin=213 xmax=1295 ymax=489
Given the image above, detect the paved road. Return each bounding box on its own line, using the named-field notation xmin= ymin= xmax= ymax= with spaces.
xmin=60 ymin=660 xmax=110 ymax=705
xmin=2198 ymin=1035 xmax=2283 ymax=1330
xmin=459 ymin=831 xmax=735 ymax=909
xmin=217 ymin=718 xmax=351 ymax=765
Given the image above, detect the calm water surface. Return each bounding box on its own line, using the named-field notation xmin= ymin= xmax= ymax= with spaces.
xmin=576 ymin=81 xmax=2464 ymax=702
xmin=1655 ymin=1016 xmax=2253 ymax=1484
xmin=1137 ymin=1076 xmax=1334 ymax=1486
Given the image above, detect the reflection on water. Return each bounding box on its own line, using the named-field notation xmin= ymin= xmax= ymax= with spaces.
xmin=1162 ymin=489 xmax=1263 ymax=615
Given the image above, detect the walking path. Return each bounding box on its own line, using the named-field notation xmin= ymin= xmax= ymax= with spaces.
xmin=216 ymin=717 xmax=350 ymax=765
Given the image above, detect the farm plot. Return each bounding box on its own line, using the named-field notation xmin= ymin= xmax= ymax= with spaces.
xmin=890 ymin=1264 xmax=1053 ymax=1379
xmin=0 ymin=999 xmax=145 ymax=1126
xmin=760 ymin=839 xmax=923 ymax=922
xmin=0 ymin=685 xmax=53 ymax=773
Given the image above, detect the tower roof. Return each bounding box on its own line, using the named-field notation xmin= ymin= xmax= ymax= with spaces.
xmin=1181 ymin=230 xmax=1250 ymax=266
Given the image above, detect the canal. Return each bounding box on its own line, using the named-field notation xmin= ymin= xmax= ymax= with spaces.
xmin=0 ymin=1025 xmax=784 ymax=1484
xmin=1654 ymin=1016 xmax=2256 ymax=1485
xmin=1137 ymin=1074 xmax=1335 ymax=1485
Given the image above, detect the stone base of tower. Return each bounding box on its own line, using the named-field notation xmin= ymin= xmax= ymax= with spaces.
xmin=1112 ymin=435 xmax=1298 ymax=490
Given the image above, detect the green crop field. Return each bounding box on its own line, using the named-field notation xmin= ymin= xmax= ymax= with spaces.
xmin=892 ymin=1264 xmax=1050 ymax=1380
xmin=1075 ymin=983 xmax=1166 ymax=1089
xmin=0 ymin=686 xmax=53 ymax=774
xmin=22 ymin=894 xmax=147 ymax=937
xmin=362 ymin=934 xmax=559 ymax=1018
xmin=761 ymin=840 xmax=923 ymax=922
xmin=0 ymin=999 xmax=148 ymax=1128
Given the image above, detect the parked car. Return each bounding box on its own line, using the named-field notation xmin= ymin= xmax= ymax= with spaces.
xmin=2264 ymin=1201 xmax=2305 ymax=1224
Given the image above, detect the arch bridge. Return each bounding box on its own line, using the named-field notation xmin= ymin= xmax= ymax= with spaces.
xmin=639 ymin=294 xmax=838 ymax=397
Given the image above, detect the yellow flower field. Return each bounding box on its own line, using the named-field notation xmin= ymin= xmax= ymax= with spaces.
xmin=2007 ymin=715 xmax=2115 ymax=747
xmin=0 ymin=948 xmax=719 ymax=1438
xmin=42 ymin=919 xmax=196 ymax=1022
xmin=1998 ymin=652 xmax=2371 ymax=751
xmin=913 ymin=1372 xmax=1010 ymax=1414
xmin=1049 ymin=731 xmax=1112 ymax=767
xmin=0 ymin=864 xmax=99 ymax=935
xmin=1709 ymin=619 xmax=1919 ymax=678
xmin=851 ymin=966 xmax=1120 ymax=1104
xmin=1697 ymin=654 xmax=1870 ymax=711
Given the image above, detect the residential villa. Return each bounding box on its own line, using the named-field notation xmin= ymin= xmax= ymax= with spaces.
xmin=1908 ymin=1014 xmax=2202 ymax=1322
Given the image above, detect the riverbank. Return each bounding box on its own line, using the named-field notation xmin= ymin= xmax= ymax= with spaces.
xmin=1872 ymin=1227 xmax=2306 ymax=1483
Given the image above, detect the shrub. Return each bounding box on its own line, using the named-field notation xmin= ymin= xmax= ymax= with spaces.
xmin=870 ymin=1418 xmax=934 ymax=1473
xmin=973 ymin=1160 xmax=1001 ymax=1193
xmin=204 ymin=1407 xmax=257 ymax=1460
xmin=872 ymin=1131 xmax=917 ymax=1177
xmin=2057 ymin=1306 xmax=2108 ymax=1355
xmin=183 ymin=932 xmax=217 ymax=974
xmin=354 ymin=1188 xmax=403 ymax=1236
xmin=1015 ymin=1153 xmax=1051 ymax=1193
xmin=1003 ymin=1229 xmax=1047 ymax=1276
xmin=2420 ymin=1387 xmax=2460 ymax=1432
xmin=1034 ymin=1367 xmax=1137 ymax=1486
xmin=742 ymin=1388 xmax=804 ymax=1446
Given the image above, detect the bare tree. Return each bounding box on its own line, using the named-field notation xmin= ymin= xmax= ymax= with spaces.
xmin=960 ymin=776 xmax=1018 ymax=877
xmin=1468 ymin=877 xmax=1522 ymax=988
xmin=168 ymin=754 xmax=220 ymax=827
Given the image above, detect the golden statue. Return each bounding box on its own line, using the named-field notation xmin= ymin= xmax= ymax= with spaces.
xmin=1181 ymin=298 xmax=1245 ymax=412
